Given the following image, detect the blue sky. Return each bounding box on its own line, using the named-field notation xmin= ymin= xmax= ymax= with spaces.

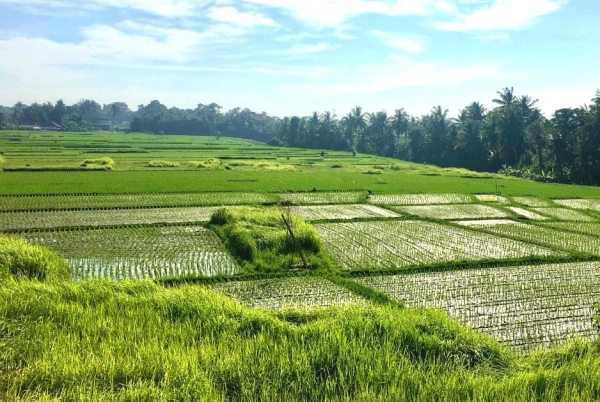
xmin=0 ymin=0 xmax=598 ymax=118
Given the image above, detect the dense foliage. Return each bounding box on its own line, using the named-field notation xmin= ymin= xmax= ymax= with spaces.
xmin=2 ymin=88 xmax=600 ymax=185
xmin=209 ymin=207 xmax=328 ymax=272
xmin=0 ymin=235 xmax=70 ymax=281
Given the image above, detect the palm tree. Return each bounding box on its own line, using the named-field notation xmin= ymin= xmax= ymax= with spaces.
xmin=349 ymin=106 xmax=367 ymax=152
xmin=493 ymin=87 xmax=517 ymax=108
xmin=392 ymin=108 xmax=410 ymax=148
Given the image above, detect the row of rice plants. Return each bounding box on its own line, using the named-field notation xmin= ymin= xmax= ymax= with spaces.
xmin=368 ymin=193 xmax=474 ymax=205
xmin=506 ymin=207 xmax=548 ymax=220
xmin=212 ymin=277 xmax=366 ymax=309
xmin=0 ymin=192 xmax=278 ymax=211
xmin=313 ymin=220 xmax=560 ymax=270
xmin=0 ymin=206 xmax=235 ymax=230
xmin=511 ymin=196 xmax=552 ymax=207
xmin=554 ymin=199 xmax=600 ymax=211
xmin=540 ymin=221 xmax=600 ymax=237
xmin=21 ymin=225 xmax=239 ymax=279
xmin=355 ymin=262 xmax=600 ymax=351
xmin=530 ymin=207 xmax=595 ymax=221
xmin=474 ymin=194 xmax=510 ymax=204
xmin=458 ymin=220 xmax=600 ymax=255
xmin=278 ymin=191 xmax=366 ymax=205
xmin=291 ymin=204 xmax=400 ymax=221
xmin=393 ymin=204 xmax=508 ymax=220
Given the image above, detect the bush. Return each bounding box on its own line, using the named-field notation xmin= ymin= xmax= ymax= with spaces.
xmin=0 ymin=235 xmax=70 ymax=281
xmin=82 ymin=157 xmax=115 ymax=166
xmin=209 ymin=207 xmax=328 ymax=272
xmin=147 ymin=160 xmax=180 ymax=167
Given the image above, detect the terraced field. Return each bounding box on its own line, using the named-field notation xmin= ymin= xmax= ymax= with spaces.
xmin=3 ymin=187 xmax=600 ymax=352
xmin=356 ymin=262 xmax=600 ymax=351
xmin=22 ymin=225 xmax=239 ymax=279
xmin=314 ymin=220 xmax=560 ymax=270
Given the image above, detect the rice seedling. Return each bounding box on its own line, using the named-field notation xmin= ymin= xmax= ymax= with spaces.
xmin=213 ymin=277 xmax=366 ymax=309
xmin=395 ymin=204 xmax=508 ymax=220
xmin=0 ymin=192 xmax=279 ymax=211
xmin=530 ymin=208 xmax=596 ymax=221
xmin=554 ymin=199 xmax=600 ymax=211
xmin=314 ymin=220 xmax=559 ymax=270
xmin=277 ymin=191 xmax=366 ymax=205
xmin=368 ymin=193 xmax=474 ymax=205
xmin=474 ymin=194 xmax=510 ymax=204
xmin=356 ymin=261 xmax=600 ymax=351
xmin=540 ymin=221 xmax=600 ymax=237
xmin=512 ymin=196 xmax=551 ymax=207
xmin=462 ymin=220 xmax=600 ymax=255
xmin=0 ymin=206 xmax=244 ymax=230
xmin=20 ymin=225 xmax=239 ymax=279
xmin=507 ymin=206 xmax=548 ymax=221
xmin=291 ymin=204 xmax=400 ymax=221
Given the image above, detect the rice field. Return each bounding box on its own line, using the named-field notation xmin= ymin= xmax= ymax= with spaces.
xmin=395 ymin=204 xmax=508 ymax=220
xmin=291 ymin=204 xmax=400 ymax=221
xmin=554 ymin=199 xmax=600 ymax=211
xmin=474 ymin=194 xmax=510 ymax=204
xmin=512 ymin=196 xmax=551 ymax=207
xmin=355 ymin=262 xmax=600 ymax=351
xmin=21 ymin=225 xmax=239 ymax=279
xmin=212 ymin=277 xmax=365 ymax=309
xmin=314 ymin=220 xmax=560 ymax=270
xmin=0 ymin=192 xmax=278 ymax=211
xmin=461 ymin=220 xmax=600 ymax=255
xmin=368 ymin=193 xmax=474 ymax=205
xmin=541 ymin=221 xmax=600 ymax=237
xmin=530 ymin=208 xmax=595 ymax=221
xmin=278 ymin=191 xmax=366 ymax=204
xmin=0 ymin=206 xmax=231 ymax=230
xmin=507 ymin=206 xmax=548 ymax=221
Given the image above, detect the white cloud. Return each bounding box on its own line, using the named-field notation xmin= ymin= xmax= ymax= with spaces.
xmin=241 ymin=0 xmax=433 ymax=28
xmin=371 ymin=30 xmax=425 ymax=53
xmin=279 ymin=59 xmax=501 ymax=96
xmin=276 ymin=43 xmax=335 ymax=56
xmin=0 ymin=0 xmax=202 ymax=18
xmin=207 ymin=6 xmax=277 ymax=28
xmin=80 ymin=24 xmax=203 ymax=63
xmin=436 ymin=0 xmax=564 ymax=31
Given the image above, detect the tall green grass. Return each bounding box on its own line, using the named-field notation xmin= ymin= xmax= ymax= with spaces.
xmin=2 ymin=280 xmax=600 ymax=401
xmin=0 ymin=235 xmax=69 ymax=281
xmin=210 ymin=207 xmax=330 ymax=272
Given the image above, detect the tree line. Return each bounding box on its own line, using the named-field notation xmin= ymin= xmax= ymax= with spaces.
xmin=1 ymin=88 xmax=599 ymax=185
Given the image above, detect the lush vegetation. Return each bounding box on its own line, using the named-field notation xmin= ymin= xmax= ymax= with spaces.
xmin=0 ymin=235 xmax=69 ymax=282
xmin=3 ymin=275 xmax=600 ymax=401
xmin=2 ymin=88 xmax=600 ymax=185
xmin=3 ymin=129 xmax=600 ymax=399
xmin=209 ymin=207 xmax=330 ymax=272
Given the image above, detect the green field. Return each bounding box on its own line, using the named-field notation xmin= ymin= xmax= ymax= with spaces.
xmin=2 ymin=130 xmax=600 ymax=400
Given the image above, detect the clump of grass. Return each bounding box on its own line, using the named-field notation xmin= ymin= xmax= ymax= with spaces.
xmin=0 ymin=154 xmax=5 ymax=167
xmin=391 ymin=163 xmax=401 ymax=171
xmin=189 ymin=158 xmax=222 ymax=169
xmin=0 ymin=235 xmax=70 ymax=281
xmin=209 ymin=207 xmax=328 ymax=272
xmin=373 ymin=165 xmax=385 ymax=170
xmin=147 ymin=160 xmax=180 ymax=167
xmin=81 ymin=157 xmax=115 ymax=170
xmin=363 ymin=169 xmax=383 ymax=175
xmin=331 ymin=164 xmax=343 ymax=168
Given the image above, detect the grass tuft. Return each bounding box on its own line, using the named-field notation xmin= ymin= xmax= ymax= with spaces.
xmin=0 ymin=235 xmax=70 ymax=281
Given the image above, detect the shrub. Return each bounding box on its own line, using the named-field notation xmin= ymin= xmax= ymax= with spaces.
xmin=147 ymin=160 xmax=180 ymax=167
xmin=82 ymin=157 xmax=115 ymax=167
xmin=0 ymin=235 xmax=70 ymax=281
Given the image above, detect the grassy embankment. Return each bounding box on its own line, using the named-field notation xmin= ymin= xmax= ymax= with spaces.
xmin=1 ymin=237 xmax=600 ymax=400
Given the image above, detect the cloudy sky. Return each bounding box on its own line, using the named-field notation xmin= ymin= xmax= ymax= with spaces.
xmin=0 ymin=0 xmax=598 ymax=117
